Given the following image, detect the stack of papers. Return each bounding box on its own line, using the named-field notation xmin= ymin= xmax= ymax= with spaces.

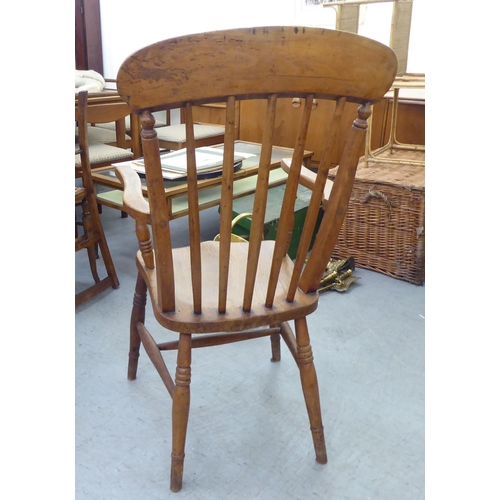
xmin=132 ymin=147 xmax=248 ymax=180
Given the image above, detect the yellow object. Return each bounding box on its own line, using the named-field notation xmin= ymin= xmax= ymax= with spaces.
xmin=318 ymin=256 xmax=359 ymax=293
xmin=213 ymin=213 xmax=254 ymax=243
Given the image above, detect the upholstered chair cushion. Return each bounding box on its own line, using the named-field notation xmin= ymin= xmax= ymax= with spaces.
xmin=77 ymin=126 xmax=132 ymax=145
xmin=75 ymin=143 xmax=133 ymax=167
xmin=155 ymin=123 xmax=224 ymax=142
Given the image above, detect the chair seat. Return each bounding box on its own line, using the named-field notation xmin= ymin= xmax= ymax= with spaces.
xmin=155 ymin=123 xmax=225 ymax=143
xmin=75 ymin=143 xmax=134 ymax=167
xmin=138 ymin=240 xmax=319 ymax=334
xmin=75 ymin=186 xmax=86 ymax=202
xmin=78 ymin=126 xmax=132 ymax=144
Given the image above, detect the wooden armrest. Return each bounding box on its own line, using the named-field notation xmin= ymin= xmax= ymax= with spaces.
xmin=114 ymin=165 xmax=151 ymax=222
xmin=280 ymin=158 xmax=333 ymax=208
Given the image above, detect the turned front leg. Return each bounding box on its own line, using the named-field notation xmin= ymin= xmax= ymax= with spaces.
xmin=128 ymin=273 xmax=147 ymax=380
xmin=170 ymin=333 xmax=192 ymax=492
xmin=295 ymin=317 xmax=327 ymax=464
xmin=128 ymin=218 xmax=153 ymax=381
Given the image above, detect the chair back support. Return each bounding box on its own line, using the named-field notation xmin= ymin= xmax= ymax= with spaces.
xmin=75 ymin=90 xmax=120 ymax=305
xmin=86 ymin=99 xmax=132 ymax=149
xmin=116 ymin=27 xmax=397 ymax=315
xmin=75 ymin=91 xmax=92 ymax=186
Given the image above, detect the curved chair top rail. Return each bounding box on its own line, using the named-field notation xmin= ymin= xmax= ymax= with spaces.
xmin=117 ymin=26 xmax=397 ymax=113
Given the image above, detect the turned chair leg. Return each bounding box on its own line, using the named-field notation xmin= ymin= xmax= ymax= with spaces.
xmin=80 ymin=199 xmax=101 ymax=284
xmin=170 ymin=333 xmax=192 ymax=492
xmin=86 ymin=243 xmax=101 ymax=284
xmin=295 ymin=317 xmax=327 ymax=465
xmin=87 ymin=201 xmax=120 ymax=290
xmin=270 ymin=324 xmax=281 ymax=362
xmin=128 ymin=273 xmax=147 ymax=380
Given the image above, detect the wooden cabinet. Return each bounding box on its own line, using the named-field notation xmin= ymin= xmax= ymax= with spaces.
xmin=241 ymin=97 xmax=424 ymax=164
xmin=241 ymin=99 xmax=346 ymax=164
xmin=374 ymin=97 xmax=425 ymax=148
xmin=75 ymin=0 xmax=104 ymax=75
xmin=194 ymin=97 xmax=424 ymax=165
xmin=192 ymin=103 xmax=239 ymax=132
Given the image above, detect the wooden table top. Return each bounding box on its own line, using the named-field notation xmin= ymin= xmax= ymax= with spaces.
xmin=92 ymin=141 xmax=314 ymax=219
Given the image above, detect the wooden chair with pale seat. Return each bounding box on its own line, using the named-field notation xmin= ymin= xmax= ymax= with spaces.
xmin=75 ymin=93 xmax=135 ymax=170
xmin=94 ymin=79 xmax=223 ymax=156
xmin=155 ymin=120 xmax=225 ymax=152
xmin=92 ymin=107 xmax=225 ymax=157
xmin=114 ymin=27 xmax=397 ymax=492
xmin=92 ymin=79 xmax=170 ymax=157
xmin=75 ymin=90 xmax=120 ymax=307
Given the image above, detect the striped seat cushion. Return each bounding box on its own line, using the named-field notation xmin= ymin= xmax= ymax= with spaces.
xmin=79 ymin=126 xmax=132 ymax=145
xmin=75 ymin=143 xmax=133 ymax=167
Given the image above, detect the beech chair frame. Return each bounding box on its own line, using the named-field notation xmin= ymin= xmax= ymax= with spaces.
xmin=114 ymin=26 xmax=397 ymax=492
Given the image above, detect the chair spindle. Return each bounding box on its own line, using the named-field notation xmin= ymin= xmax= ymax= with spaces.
xmin=265 ymin=95 xmax=314 ymax=308
xmin=300 ymin=103 xmax=372 ymax=294
xmin=218 ymin=96 xmax=237 ymax=313
xmin=242 ymin=94 xmax=278 ymax=312
xmin=140 ymin=110 xmax=176 ymax=312
xmin=286 ymin=96 xmax=346 ymax=301
xmin=184 ymin=103 xmax=203 ymax=314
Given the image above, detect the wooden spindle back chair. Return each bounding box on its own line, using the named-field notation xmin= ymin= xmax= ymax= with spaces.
xmin=115 ymin=27 xmax=397 ymax=492
xmin=75 ymin=93 xmax=135 ymax=170
xmin=75 ymin=90 xmax=120 ymax=306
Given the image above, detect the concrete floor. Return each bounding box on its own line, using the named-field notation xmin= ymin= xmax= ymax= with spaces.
xmin=75 ymin=204 xmax=425 ymax=500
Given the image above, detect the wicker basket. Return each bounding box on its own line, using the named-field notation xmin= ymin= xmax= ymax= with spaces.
xmin=329 ymin=150 xmax=425 ymax=285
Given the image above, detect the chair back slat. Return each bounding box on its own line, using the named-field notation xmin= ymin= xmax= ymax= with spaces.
xmin=184 ymin=103 xmax=203 ymax=314
xmin=299 ymin=103 xmax=372 ymax=294
xmin=217 ymin=96 xmax=237 ymax=313
xmin=242 ymin=95 xmax=277 ymax=312
xmin=264 ymin=95 xmax=313 ymax=308
xmin=116 ymin=27 xmax=398 ymax=318
xmin=286 ymin=96 xmax=346 ymax=302
xmin=75 ymin=91 xmax=89 ymax=172
xmin=140 ymin=111 xmax=176 ymax=311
